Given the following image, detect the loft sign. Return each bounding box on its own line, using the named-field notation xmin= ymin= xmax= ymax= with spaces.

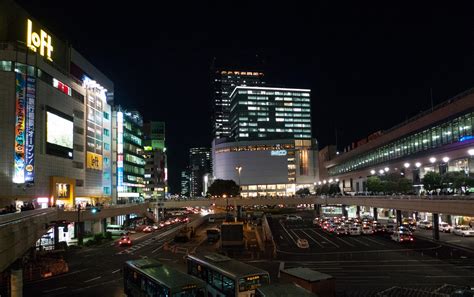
xmin=26 ymin=19 xmax=53 ymax=61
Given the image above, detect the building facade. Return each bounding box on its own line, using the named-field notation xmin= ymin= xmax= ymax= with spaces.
xmin=189 ymin=147 xmax=212 ymax=197
xmin=0 ymin=1 xmax=114 ymax=207
xmin=113 ymin=108 xmax=145 ymax=203
xmin=321 ymin=93 xmax=474 ymax=195
xmin=180 ymin=169 xmax=190 ymax=197
xmin=212 ymin=138 xmax=318 ymax=197
xmin=212 ymin=70 xmax=265 ymax=139
xmin=142 ymin=121 xmax=167 ymax=200
xmin=229 ymin=86 xmax=312 ymax=141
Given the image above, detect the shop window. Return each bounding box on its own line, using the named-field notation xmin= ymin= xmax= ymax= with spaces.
xmin=0 ymin=61 xmax=12 ymax=72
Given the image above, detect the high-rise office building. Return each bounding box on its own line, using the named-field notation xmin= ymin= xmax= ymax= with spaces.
xmin=189 ymin=147 xmax=212 ymax=197
xmin=212 ymin=70 xmax=265 ymax=139
xmin=229 ymin=86 xmax=312 ymax=141
xmin=180 ymin=169 xmax=190 ymax=197
xmin=142 ymin=121 xmax=167 ymax=200
xmin=113 ymin=108 xmax=145 ymax=203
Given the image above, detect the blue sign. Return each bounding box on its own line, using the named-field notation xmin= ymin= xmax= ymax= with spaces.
xmin=271 ymin=150 xmax=287 ymax=156
xmin=24 ymin=76 xmax=36 ymax=183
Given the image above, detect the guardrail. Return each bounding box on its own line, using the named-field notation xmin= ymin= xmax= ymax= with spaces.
xmin=0 ymin=208 xmax=57 ymax=226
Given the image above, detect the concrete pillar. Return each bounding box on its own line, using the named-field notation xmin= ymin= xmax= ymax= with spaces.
xmin=78 ymin=222 xmax=84 ymax=245
xmin=396 ymin=210 xmax=402 ymax=226
xmin=433 ymin=213 xmax=440 ymax=241
xmin=446 ymin=214 xmax=452 ymax=225
xmin=356 ymin=206 xmax=361 ymax=217
xmin=92 ymin=220 xmax=102 ymax=234
xmin=314 ymin=204 xmax=321 ymax=217
xmin=415 ymin=211 xmax=419 ymax=221
xmin=102 ymin=218 xmax=107 ymax=234
xmin=53 ymin=224 xmax=59 ymax=249
xmin=10 ymin=268 xmax=23 ymax=297
xmin=342 ymin=205 xmax=348 ymax=218
xmin=373 ymin=207 xmax=378 ymax=221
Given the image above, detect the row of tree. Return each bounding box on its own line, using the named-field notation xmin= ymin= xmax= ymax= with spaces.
xmin=422 ymin=171 xmax=474 ymax=194
xmin=367 ymin=173 xmax=413 ymax=194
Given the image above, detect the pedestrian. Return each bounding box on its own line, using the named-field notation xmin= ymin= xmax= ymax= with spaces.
xmin=470 ymin=221 xmax=473 ymax=229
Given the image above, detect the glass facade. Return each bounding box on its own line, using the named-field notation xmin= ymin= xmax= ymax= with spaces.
xmin=329 ymin=111 xmax=474 ymax=176
xmin=230 ymin=87 xmax=311 ymax=141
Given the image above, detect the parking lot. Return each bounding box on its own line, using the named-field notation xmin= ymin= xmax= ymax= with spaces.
xmin=265 ymin=213 xmax=474 ymax=295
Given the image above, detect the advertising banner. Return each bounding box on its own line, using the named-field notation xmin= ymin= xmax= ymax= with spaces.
xmin=87 ymin=151 xmax=103 ymax=170
xmin=25 ymin=76 xmax=36 ymax=182
xmin=13 ymin=72 xmax=26 ymax=184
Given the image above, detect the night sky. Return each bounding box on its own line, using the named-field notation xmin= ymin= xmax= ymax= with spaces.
xmin=15 ymin=1 xmax=474 ymax=193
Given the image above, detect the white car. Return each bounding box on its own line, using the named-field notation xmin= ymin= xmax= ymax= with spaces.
xmin=439 ymin=222 xmax=452 ymax=233
xmin=361 ymin=226 xmax=374 ymax=235
xmin=286 ymin=215 xmax=303 ymax=221
xmin=418 ymin=220 xmax=432 ymax=229
xmin=453 ymin=225 xmax=474 ymax=237
xmin=349 ymin=226 xmax=361 ymax=236
xmin=391 ymin=231 xmax=414 ymax=243
xmin=296 ymin=238 xmax=309 ymax=248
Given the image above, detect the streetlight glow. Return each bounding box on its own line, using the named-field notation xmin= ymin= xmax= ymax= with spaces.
xmin=318 ymin=181 xmax=322 ymax=185
xmin=323 ymin=180 xmax=327 ymax=184
xmin=335 ymin=178 xmax=339 ymax=182
xmin=379 ymin=169 xmax=385 ymax=175
xmin=442 ymin=156 xmax=449 ymax=163
xmin=370 ymin=169 xmax=376 ymax=175
xmin=429 ymin=157 xmax=436 ymax=163
xmin=415 ymin=162 xmax=421 ymax=168
xmin=468 ymin=148 xmax=474 ymax=156
xmin=384 ymin=167 xmax=389 ymax=172
xmin=404 ymin=162 xmax=410 ymax=168
xmin=329 ymin=179 xmax=333 ymax=183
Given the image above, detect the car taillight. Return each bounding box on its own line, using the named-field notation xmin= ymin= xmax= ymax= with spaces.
xmin=410 ymin=238 xmax=413 ymax=241
xmin=400 ymin=238 xmax=403 ymax=241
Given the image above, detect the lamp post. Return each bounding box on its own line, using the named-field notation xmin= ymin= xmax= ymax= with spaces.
xmin=235 ymin=166 xmax=242 ymax=194
xmin=223 ymin=194 xmax=228 ymax=219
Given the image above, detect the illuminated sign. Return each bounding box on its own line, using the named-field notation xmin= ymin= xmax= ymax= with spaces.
xmin=24 ymin=76 xmax=36 ymax=182
xmin=87 ymin=152 xmax=103 ymax=170
xmin=53 ymin=78 xmax=72 ymax=96
xmin=56 ymin=183 xmax=71 ymax=199
xmin=271 ymin=150 xmax=287 ymax=156
xmin=246 ymin=275 xmax=260 ymax=281
xmin=26 ymin=19 xmax=53 ymax=62
xmin=181 ymin=284 xmax=197 ymax=290
xmin=117 ymin=112 xmax=124 ymax=192
xmin=13 ymin=73 xmax=26 ymax=183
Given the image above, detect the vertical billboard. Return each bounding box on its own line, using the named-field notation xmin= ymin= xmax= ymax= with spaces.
xmin=25 ymin=76 xmax=36 ymax=182
xmin=117 ymin=112 xmax=124 ymax=192
xmin=13 ymin=72 xmax=26 ymax=183
xmin=86 ymin=93 xmax=103 ymax=157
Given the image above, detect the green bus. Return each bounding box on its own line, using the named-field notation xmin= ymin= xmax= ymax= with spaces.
xmin=187 ymin=253 xmax=270 ymax=297
xmin=124 ymin=259 xmax=206 ymax=297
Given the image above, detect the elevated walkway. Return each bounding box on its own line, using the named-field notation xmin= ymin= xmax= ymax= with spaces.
xmin=0 ymin=203 xmax=152 ymax=272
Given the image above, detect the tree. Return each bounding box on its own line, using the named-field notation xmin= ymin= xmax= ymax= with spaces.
xmin=296 ymin=188 xmax=310 ymax=196
xmin=208 ymin=179 xmax=240 ymax=197
xmin=367 ymin=176 xmax=383 ymax=193
xmin=329 ymin=184 xmax=341 ymax=195
xmin=422 ymin=171 xmax=442 ymax=192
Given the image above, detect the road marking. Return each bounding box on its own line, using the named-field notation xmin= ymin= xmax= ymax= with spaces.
xmin=276 ymin=243 xmax=442 ymax=255
xmin=152 ymin=244 xmax=164 ymax=253
xmin=43 ymin=287 xmax=67 ymax=293
xmin=278 ymin=261 xmax=285 ymax=278
xmin=333 ymin=236 xmax=355 ymax=247
xmin=308 ymin=229 xmax=340 ymax=248
xmin=27 ymin=268 xmax=89 ymax=284
xmin=349 ymin=236 xmax=370 ymax=247
xmin=84 ymin=276 xmax=102 ymax=283
xmin=363 ymin=236 xmax=386 ymax=246
xmin=425 ymin=275 xmax=474 ymax=278
xmin=279 ymin=220 xmax=297 ymax=244
xmin=112 ymin=269 xmax=121 ymax=274
xmin=301 ymin=230 xmax=324 ymax=248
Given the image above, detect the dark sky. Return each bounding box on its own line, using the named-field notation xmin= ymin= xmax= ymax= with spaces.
xmin=16 ymin=1 xmax=474 ymax=193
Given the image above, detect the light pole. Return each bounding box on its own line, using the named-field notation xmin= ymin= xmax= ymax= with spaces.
xmin=235 ymin=166 xmax=242 ymax=194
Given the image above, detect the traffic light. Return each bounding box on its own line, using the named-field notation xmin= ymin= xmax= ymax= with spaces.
xmin=91 ymin=207 xmax=101 ymax=214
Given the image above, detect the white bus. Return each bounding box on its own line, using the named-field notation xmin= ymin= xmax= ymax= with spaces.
xmin=106 ymin=224 xmax=126 ymax=236
xmin=187 ymin=253 xmax=270 ymax=297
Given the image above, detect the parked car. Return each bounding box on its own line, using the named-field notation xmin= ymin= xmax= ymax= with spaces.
xmin=296 ymin=238 xmax=309 ymax=248
xmin=361 ymin=225 xmax=374 ymax=235
xmin=286 ymin=215 xmax=303 ymax=221
xmin=384 ymin=224 xmax=396 ymax=234
xmin=335 ymin=226 xmax=348 ymax=236
xmin=143 ymin=226 xmax=153 ymax=233
xmin=453 ymin=225 xmax=474 ymax=237
xmin=439 ymin=222 xmax=453 ymax=233
xmin=418 ymin=220 xmax=433 ymax=230
xmin=349 ymin=226 xmax=361 ymax=236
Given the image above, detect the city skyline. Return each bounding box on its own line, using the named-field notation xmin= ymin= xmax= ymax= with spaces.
xmin=14 ymin=0 xmax=474 ymax=193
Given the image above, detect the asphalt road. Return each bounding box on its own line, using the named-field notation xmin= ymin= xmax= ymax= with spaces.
xmin=265 ymin=214 xmax=474 ymax=296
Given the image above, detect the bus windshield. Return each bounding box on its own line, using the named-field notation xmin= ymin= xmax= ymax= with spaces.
xmin=238 ymin=274 xmax=270 ymax=292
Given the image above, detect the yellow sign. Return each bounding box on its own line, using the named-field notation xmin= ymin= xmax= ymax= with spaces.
xmin=246 ymin=275 xmax=260 ymax=281
xmin=87 ymin=152 xmax=103 ymax=170
xmin=26 ymin=19 xmax=54 ymax=61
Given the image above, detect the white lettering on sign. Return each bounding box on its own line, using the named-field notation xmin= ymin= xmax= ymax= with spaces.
xmin=271 ymin=150 xmax=287 ymax=156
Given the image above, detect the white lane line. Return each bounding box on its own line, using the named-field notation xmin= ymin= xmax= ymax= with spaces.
xmin=43 ymin=286 xmax=67 ymax=293
xmin=363 ymin=236 xmax=386 ymax=246
xmin=27 ymin=268 xmax=89 ymax=284
xmin=112 ymin=269 xmax=121 ymax=274
xmin=348 ymin=237 xmax=370 ymax=247
xmin=308 ymin=229 xmax=340 ymax=248
xmin=301 ymin=230 xmax=324 ymax=248
xmin=279 ymin=220 xmax=297 ymax=244
xmin=152 ymin=244 xmax=164 ymax=253
xmin=333 ymin=235 xmax=355 ymax=247
xmin=425 ymin=275 xmax=474 ymax=278
xmin=84 ymin=276 xmax=102 ymax=283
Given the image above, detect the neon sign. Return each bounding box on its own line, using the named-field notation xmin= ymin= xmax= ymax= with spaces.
xmin=53 ymin=78 xmax=71 ymax=96
xmin=26 ymin=19 xmax=53 ymax=62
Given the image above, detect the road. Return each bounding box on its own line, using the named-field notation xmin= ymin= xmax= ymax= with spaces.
xmin=264 ymin=213 xmax=474 ymax=296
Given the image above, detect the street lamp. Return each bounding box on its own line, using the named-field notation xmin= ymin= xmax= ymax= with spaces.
xmin=404 ymin=162 xmax=410 ymax=168
xmin=469 ymin=149 xmax=474 ymax=156
xmin=235 ymin=166 xmax=242 ymax=190
xmin=370 ymin=169 xmax=376 ymax=175
xmin=384 ymin=167 xmax=389 ymax=172
xmin=379 ymin=169 xmax=385 ymax=175
xmin=442 ymin=156 xmax=450 ymax=163
xmin=429 ymin=157 xmax=437 ymax=164
xmin=415 ymin=162 xmax=421 ymax=168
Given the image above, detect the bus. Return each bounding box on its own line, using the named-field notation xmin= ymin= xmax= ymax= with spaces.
xmin=124 ymin=259 xmax=206 ymax=297
xmin=187 ymin=253 xmax=270 ymax=297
